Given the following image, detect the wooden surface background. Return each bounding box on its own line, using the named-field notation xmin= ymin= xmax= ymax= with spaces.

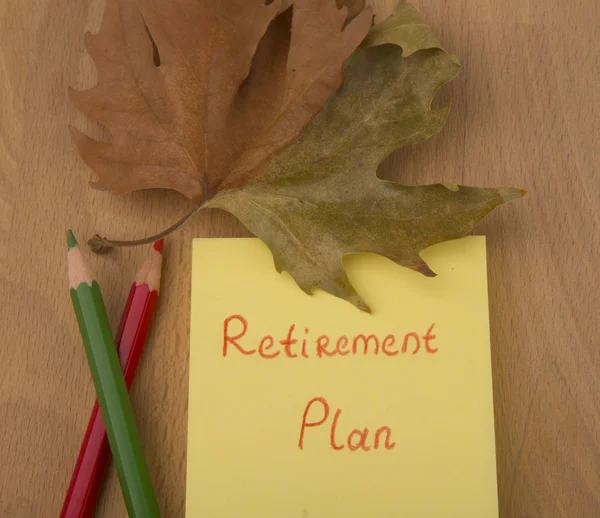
xmin=1 ymin=0 xmax=598 ymax=516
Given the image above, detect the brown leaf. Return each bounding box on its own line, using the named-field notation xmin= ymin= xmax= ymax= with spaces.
xmin=71 ymin=1 xmax=524 ymax=312
xmin=70 ymin=0 xmax=372 ymax=202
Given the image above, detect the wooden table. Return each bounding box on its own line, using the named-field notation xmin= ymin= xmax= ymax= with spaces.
xmin=1 ymin=0 xmax=598 ymax=516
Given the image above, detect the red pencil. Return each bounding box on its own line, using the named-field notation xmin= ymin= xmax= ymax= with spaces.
xmin=61 ymin=240 xmax=164 ymax=518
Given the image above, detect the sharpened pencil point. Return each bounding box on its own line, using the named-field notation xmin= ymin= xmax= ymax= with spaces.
xmin=67 ymin=230 xmax=78 ymax=250
xmin=153 ymin=239 xmax=164 ymax=254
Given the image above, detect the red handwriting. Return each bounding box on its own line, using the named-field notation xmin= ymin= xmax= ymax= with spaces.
xmin=223 ymin=315 xmax=437 ymax=359
xmin=352 ymin=334 xmax=379 ymax=355
xmin=402 ymin=332 xmax=420 ymax=354
xmin=298 ymin=397 xmax=396 ymax=452
xmin=336 ymin=335 xmax=350 ymax=356
xmin=381 ymin=334 xmax=396 ymax=356
xmin=316 ymin=335 xmax=335 ymax=358
xmin=280 ymin=325 xmax=298 ymax=358
xmin=330 ymin=409 xmax=345 ymax=451
xmin=423 ymin=323 xmax=437 ymax=353
xmin=258 ymin=335 xmax=279 ymax=359
xmin=298 ymin=397 xmax=329 ymax=450
xmin=223 ymin=315 xmax=254 ymax=356
xmin=301 ymin=329 xmax=310 ymax=359
xmin=374 ymin=426 xmax=395 ymax=450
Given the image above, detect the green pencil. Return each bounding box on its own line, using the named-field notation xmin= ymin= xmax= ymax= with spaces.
xmin=66 ymin=230 xmax=160 ymax=518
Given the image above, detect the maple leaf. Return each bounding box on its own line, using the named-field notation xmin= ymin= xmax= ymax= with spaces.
xmin=70 ymin=0 xmax=372 ymax=202
xmin=70 ymin=1 xmax=523 ymax=311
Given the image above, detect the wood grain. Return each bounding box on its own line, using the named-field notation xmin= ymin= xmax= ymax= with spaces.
xmin=1 ymin=0 xmax=598 ymax=516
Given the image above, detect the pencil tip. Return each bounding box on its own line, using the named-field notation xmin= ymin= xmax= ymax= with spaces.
xmin=67 ymin=230 xmax=78 ymax=250
xmin=153 ymin=239 xmax=164 ymax=254
xmin=135 ymin=239 xmax=164 ymax=290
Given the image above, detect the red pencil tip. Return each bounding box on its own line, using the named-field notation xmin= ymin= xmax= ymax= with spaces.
xmin=153 ymin=239 xmax=164 ymax=253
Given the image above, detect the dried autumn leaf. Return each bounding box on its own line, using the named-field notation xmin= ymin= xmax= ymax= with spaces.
xmin=360 ymin=1 xmax=442 ymax=54
xmin=70 ymin=0 xmax=372 ymax=202
xmin=71 ymin=1 xmax=523 ymax=311
xmin=205 ymin=2 xmax=524 ymax=310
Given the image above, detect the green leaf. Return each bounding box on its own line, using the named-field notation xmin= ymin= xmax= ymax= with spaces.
xmin=206 ymin=2 xmax=523 ymax=311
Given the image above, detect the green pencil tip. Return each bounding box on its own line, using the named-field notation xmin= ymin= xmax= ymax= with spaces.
xmin=67 ymin=229 xmax=78 ymax=250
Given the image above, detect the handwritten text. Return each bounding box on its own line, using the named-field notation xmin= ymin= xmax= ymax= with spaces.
xmin=223 ymin=315 xmax=437 ymax=359
xmin=298 ymin=397 xmax=396 ymax=452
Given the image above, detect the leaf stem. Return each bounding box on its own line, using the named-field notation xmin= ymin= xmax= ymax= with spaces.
xmin=88 ymin=203 xmax=204 ymax=253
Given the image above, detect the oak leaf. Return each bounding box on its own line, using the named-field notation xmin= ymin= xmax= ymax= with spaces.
xmin=71 ymin=1 xmax=523 ymax=311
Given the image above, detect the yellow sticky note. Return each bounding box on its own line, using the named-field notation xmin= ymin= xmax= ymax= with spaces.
xmin=186 ymin=236 xmax=498 ymax=518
